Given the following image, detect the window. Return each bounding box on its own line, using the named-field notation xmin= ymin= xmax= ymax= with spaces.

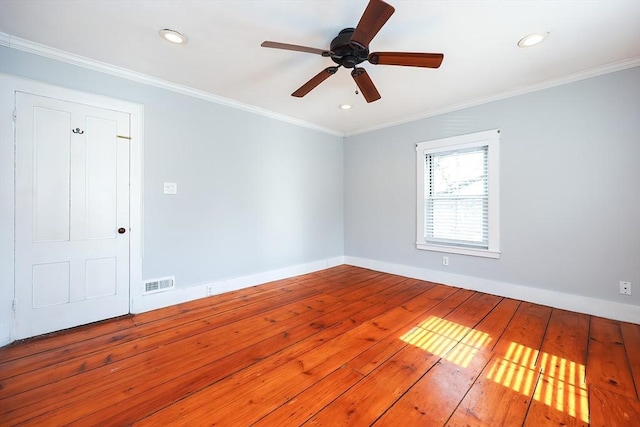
xmin=416 ymin=129 xmax=500 ymax=258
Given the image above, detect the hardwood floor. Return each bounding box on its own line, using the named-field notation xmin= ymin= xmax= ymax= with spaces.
xmin=1 ymin=265 xmax=638 ymax=426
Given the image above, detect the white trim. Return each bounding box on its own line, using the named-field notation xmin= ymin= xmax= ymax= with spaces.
xmin=2 ymin=252 xmax=635 ymax=346
xmin=0 ymin=324 xmax=10 ymax=347
xmin=131 ymin=256 xmax=345 ymax=314
xmin=415 ymin=129 xmax=500 ymax=151
xmin=0 ymin=75 xmax=16 ymax=348
xmin=344 ymin=256 xmax=640 ymax=325
xmin=2 ymin=32 xmax=638 ymax=139
xmin=0 ymin=74 xmax=143 ymax=346
xmin=414 ymin=243 xmax=500 ymax=259
xmin=0 ymin=33 xmax=342 ymax=137
xmin=346 ymin=57 xmax=640 ymax=137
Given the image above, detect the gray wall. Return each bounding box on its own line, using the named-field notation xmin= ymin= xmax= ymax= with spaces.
xmin=345 ymin=66 xmax=640 ymax=306
xmin=0 ymin=46 xmax=344 ymax=289
xmin=2 ymin=45 xmax=638 ymax=311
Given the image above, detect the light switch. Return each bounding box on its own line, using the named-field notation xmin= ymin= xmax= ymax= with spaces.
xmin=163 ymin=182 xmax=177 ymax=195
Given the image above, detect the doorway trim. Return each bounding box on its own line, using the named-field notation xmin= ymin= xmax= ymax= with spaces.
xmin=0 ymin=74 xmax=143 ymax=345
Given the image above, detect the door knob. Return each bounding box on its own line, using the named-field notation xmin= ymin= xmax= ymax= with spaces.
xmin=118 ymin=227 xmax=126 ymax=234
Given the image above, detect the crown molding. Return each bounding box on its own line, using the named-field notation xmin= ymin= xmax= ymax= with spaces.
xmin=2 ymin=32 xmax=638 ymax=139
xmin=346 ymin=57 xmax=640 ymax=137
xmin=0 ymin=32 xmax=343 ymax=137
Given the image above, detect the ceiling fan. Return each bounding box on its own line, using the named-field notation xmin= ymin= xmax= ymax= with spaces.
xmin=261 ymin=0 xmax=444 ymax=103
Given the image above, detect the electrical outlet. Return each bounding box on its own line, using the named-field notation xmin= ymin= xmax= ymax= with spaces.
xmin=619 ymin=281 xmax=631 ymax=295
xmin=442 ymin=256 xmax=449 ymax=266
xmin=206 ymin=285 xmax=215 ymax=296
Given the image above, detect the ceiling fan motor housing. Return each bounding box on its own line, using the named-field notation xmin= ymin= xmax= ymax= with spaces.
xmin=330 ymin=28 xmax=369 ymax=68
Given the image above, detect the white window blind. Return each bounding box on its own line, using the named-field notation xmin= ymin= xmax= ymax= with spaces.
xmin=425 ymin=146 xmax=488 ymax=248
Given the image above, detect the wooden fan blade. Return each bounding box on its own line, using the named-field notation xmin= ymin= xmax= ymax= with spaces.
xmin=292 ymin=67 xmax=339 ymax=98
xmin=261 ymin=41 xmax=331 ymax=57
xmin=350 ymin=0 xmax=395 ymax=51
xmin=351 ymin=68 xmax=381 ymax=103
xmin=368 ymin=52 xmax=444 ymax=68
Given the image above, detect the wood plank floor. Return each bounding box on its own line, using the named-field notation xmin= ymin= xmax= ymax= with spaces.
xmin=1 ymin=266 xmax=639 ymax=426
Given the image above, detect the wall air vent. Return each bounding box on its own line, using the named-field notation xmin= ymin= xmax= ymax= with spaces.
xmin=143 ymin=276 xmax=175 ymax=295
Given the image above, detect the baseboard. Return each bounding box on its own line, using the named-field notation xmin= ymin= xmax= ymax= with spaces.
xmin=344 ymin=256 xmax=640 ymax=324
xmin=0 ymin=323 xmax=11 ymax=347
xmin=130 ymin=256 xmax=345 ymax=314
xmin=4 ymin=253 xmax=634 ymax=347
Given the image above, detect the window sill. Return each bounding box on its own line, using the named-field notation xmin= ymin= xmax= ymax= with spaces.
xmin=415 ymin=243 xmax=501 ymax=259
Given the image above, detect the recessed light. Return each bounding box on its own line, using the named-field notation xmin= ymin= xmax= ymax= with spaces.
xmin=517 ymin=32 xmax=549 ymax=48
xmin=339 ymin=104 xmax=352 ymax=110
xmin=159 ymin=29 xmax=188 ymax=44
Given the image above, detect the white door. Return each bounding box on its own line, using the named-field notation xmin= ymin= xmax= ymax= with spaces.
xmin=14 ymin=92 xmax=131 ymax=339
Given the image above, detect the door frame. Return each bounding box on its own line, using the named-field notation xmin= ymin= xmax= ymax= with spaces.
xmin=0 ymin=74 xmax=143 ymax=345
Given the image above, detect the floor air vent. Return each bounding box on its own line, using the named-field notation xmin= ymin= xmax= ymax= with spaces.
xmin=143 ymin=276 xmax=175 ymax=294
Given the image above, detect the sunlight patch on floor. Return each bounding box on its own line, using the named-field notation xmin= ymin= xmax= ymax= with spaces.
xmin=486 ymin=342 xmax=589 ymax=423
xmin=399 ymin=316 xmax=491 ymax=368
xmin=400 ymin=317 xmax=589 ymax=423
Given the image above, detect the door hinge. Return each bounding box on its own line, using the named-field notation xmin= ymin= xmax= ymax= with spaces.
xmin=12 ymin=299 xmax=17 ymax=311
xmin=12 ymin=109 xmax=17 ymax=122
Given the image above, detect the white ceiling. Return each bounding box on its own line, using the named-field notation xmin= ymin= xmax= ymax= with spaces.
xmin=1 ymin=0 xmax=639 ymax=135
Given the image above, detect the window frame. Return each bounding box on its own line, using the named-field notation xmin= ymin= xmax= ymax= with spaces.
xmin=416 ymin=129 xmax=501 ymax=259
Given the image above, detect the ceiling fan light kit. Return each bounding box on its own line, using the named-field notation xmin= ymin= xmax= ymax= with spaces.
xmin=261 ymin=0 xmax=444 ymax=103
